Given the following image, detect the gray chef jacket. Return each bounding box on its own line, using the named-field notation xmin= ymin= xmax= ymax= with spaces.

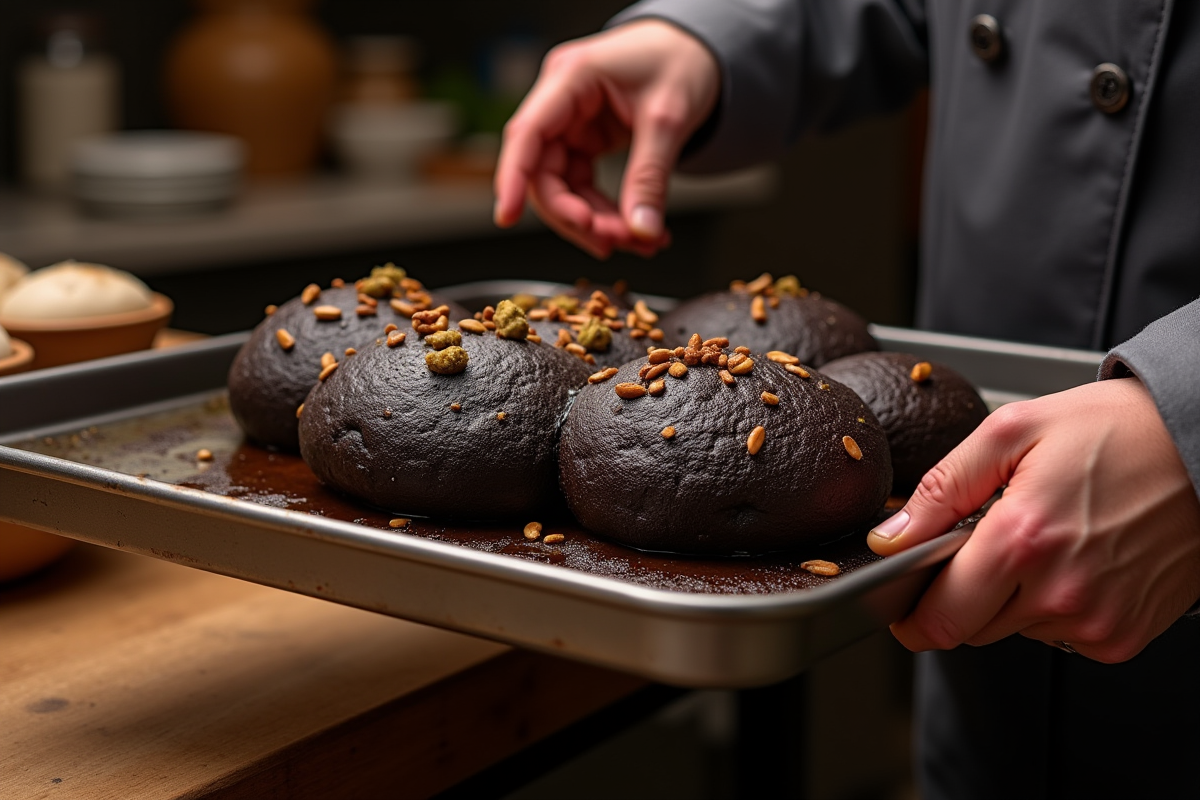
xmin=611 ymin=1 xmax=1200 ymax=797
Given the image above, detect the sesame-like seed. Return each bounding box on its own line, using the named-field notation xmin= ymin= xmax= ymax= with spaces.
xmin=313 ymin=305 xmax=342 ymax=321
xmin=460 ymin=319 xmax=487 ymax=334
xmin=527 ymin=334 xmax=542 ymax=343
xmin=785 ymin=363 xmax=810 ymax=378
xmin=275 ymin=328 xmax=296 ymax=351
xmin=673 ymin=346 xmax=686 ymax=357
xmin=718 ymin=354 xmax=729 ymax=368
xmin=450 ymin=403 xmax=462 ymax=412
xmin=543 ymin=533 xmax=566 ymax=544
xmin=645 ymin=362 xmax=670 ymax=380
xmin=767 ymin=350 xmax=800 ymax=365
xmin=264 ymin=304 xmax=277 ymax=316
xmin=527 ymin=308 xmax=549 ymax=321
xmin=390 ymin=298 xmax=415 ymax=317
xmin=296 ymin=403 xmax=304 ymax=418
xmin=566 ymin=342 xmax=587 ymax=356
xmin=648 ymin=328 xmax=664 ymax=341
xmin=911 ymin=361 xmax=933 ymax=382
xmin=761 ymin=392 xmax=780 ymax=405
xmin=481 ymin=305 xmax=496 ymax=321
xmin=524 ymin=521 xmax=542 ymax=539
xmin=356 ymin=304 xmax=377 ymax=317
xmin=638 ymin=364 xmax=653 ymax=379
xmin=727 ymin=353 xmax=747 ymax=369
xmin=648 ymin=348 xmax=673 ymax=364
xmin=668 ymin=362 xmax=688 ymax=378
xmin=357 ymin=293 xmax=377 ymax=306
xmin=634 ymin=299 xmax=659 ymax=325
xmin=688 ymin=333 xmax=702 ymax=349
xmin=751 ymin=295 xmax=767 ymax=323
xmin=745 ymin=272 xmax=773 ymax=294
xmin=843 ymin=435 xmax=863 ymax=460
xmin=197 ymin=448 xmax=214 ymax=461
xmin=802 ymin=560 xmax=840 ymax=577
xmin=747 ymin=425 xmax=766 ymax=455
xmin=730 ymin=358 xmax=755 ymax=376
xmin=384 ymin=323 xmax=398 ymax=333
xmin=734 ymin=346 xmax=751 ymax=355
xmin=318 ymin=362 xmax=338 ymax=381
xmin=661 ymin=426 xmax=676 ymax=439
xmin=345 ymin=348 xmax=357 ymax=356
xmin=320 ymin=352 xmax=336 ymax=369
xmin=703 ymin=337 xmax=730 ymax=349
xmin=331 ymin=278 xmax=345 ymax=288
xmin=389 ymin=518 xmax=411 ymax=529
xmin=301 ymin=284 xmax=320 ymax=305
xmin=387 ymin=330 xmax=407 ymax=347
xmin=497 ymin=412 xmax=506 ymax=421
xmin=629 ymin=328 xmax=646 ymax=339
xmin=648 ymin=378 xmax=666 ymax=395
xmin=718 ymin=369 xmax=736 ymax=386
xmin=615 ymin=382 xmax=647 ymax=399
xmin=589 ymin=367 xmax=619 ymax=384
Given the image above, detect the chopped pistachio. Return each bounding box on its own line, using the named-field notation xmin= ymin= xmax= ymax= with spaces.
xmin=576 ymin=317 xmax=613 ymax=352
xmin=546 ymin=294 xmax=580 ymax=313
xmin=774 ymin=274 xmax=806 ymax=297
xmin=371 ymin=262 xmax=407 ymax=283
xmin=494 ymin=299 xmax=530 ymax=340
xmin=425 ymin=346 xmax=469 ymax=374
xmin=510 ymin=293 xmax=540 ymax=312
xmin=426 ymin=329 xmax=463 ymax=350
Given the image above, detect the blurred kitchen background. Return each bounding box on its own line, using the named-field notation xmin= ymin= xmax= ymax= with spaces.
xmin=0 ymin=2 xmax=925 ymax=797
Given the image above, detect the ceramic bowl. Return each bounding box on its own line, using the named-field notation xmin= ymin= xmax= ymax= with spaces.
xmin=0 ymin=522 xmax=75 ymax=583
xmin=0 ymin=338 xmax=34 ymax=376
xmin=0 ymin=292 xmax=173 ymax=370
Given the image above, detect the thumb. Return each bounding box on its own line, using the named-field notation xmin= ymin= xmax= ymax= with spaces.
xmin=868 ymin=415 xmax=1027 ymax=556
xmin=621 ymin=96 xmax=690 ymax=241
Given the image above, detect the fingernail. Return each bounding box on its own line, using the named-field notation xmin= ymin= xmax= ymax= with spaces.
xmin=630 ymin=205 xmax=663 ymax=239
xmin=869 ymin=510 xmax=909 ymax=541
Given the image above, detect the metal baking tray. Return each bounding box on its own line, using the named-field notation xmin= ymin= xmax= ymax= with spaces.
xmin=0 ymin=281 xmax=1105 ymax=687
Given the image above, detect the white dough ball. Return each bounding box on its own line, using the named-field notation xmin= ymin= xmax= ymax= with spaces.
xmin=0 ymin=260 xmax=153 ymax=321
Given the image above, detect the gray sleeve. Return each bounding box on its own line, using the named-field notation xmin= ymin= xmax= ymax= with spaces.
xmin=608 ymin=0 xmax=929 ymax=173
xmin=1099 ymin=298 xmax=1200 ymax=498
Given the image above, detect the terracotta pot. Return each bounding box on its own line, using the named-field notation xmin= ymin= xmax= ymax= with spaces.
xmin=165 ymin=0 xmax=336 ymax=176
xmin=0 ymin=293 xmax=172 ymax=370
xmin=0 ymin=338 xmax=34 ymax=376
xmin=0 ymin=521 xmax=75 ymax=583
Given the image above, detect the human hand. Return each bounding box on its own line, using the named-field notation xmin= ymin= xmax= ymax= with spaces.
xmin=868 ymin=377 xmax=1200 ymax=663
xmin=493 ymin=20 xmax=720 ymax=259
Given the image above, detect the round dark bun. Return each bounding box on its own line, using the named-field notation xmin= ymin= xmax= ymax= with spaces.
xmin=559 ymin=336 xmax=892 ymax=554
xmin=228 ymin=277 xmax=468 ymax=451
xmin=661 ymin=276 xmax=876 ymax=367
xmin=298 ymin=316 xmax=591 ymax=519
xmin=820 ymin=351 xmax=988 ymax=493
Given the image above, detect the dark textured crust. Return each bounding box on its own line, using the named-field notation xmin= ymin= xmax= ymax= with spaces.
xmin=532 ymin=318 xmax=655 ymax=370
xmin=298 ymin=326 xmax=591 ymax=519
xmin=559 ymin=353 xmax=892 ymax=554
xmin=660 ymin=291 xmax=877 ymax=367
xmin=227 ymin=286 xmax=468 ymax=451
xmin=821 ymin=352 xmax=988 ymax=493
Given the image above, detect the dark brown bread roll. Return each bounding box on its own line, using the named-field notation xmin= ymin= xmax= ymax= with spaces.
xmin=228 ymin=271 xmax=468 ymax=451
xmin=559 ymin=335 xmax=892 ymax=554
xmin=660 ymin=274 xmax=876 ymax=367
xmin=298 ymin=306 xmax=591 ymax=519
xmin=821 ymin=351 xmax=988 ymax=494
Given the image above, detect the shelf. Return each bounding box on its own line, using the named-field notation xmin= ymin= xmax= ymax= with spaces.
xmin=0 ymin=166 xmax=777 ymax=277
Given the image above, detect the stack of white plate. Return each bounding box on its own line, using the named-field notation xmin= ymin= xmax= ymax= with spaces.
xmin=71 ymin=131 xmax=244 ymax=217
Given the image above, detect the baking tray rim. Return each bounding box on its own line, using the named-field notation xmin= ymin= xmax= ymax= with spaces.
xmin=0 ymin=436 xmax=969 ymax=622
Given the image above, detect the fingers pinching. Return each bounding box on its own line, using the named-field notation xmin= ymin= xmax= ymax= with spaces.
xmin=868 ymin=405 xmax=1036 ymax=556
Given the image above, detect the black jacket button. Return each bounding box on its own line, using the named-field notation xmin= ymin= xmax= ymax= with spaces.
xmin=1091 ymin=63 xmax=1131 ymax=113
xmin=969 ymin=14 xmax=1004 ymax=63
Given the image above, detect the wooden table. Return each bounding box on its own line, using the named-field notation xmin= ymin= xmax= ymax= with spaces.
xmin=0 ymin=544 xmax=647 ymax=799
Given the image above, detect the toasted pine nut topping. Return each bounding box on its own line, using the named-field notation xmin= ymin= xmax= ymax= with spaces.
xmin=634 ymin=299 xmax=659 ymax=325
xmin=767 ymin=350 xmax=800 ymax=365
xmin=389 ymin=518 xmax=411 ymax=529
xmin=769 ymin=296 xmax=780 ymax=308
xmin=761 ymin=392 xmax=780 ymax=405
xmin=313 ymin=305 xmax=342 ymax=321
xmin=543 ymin=533 xmax=566 ymax=544
xmin=785 ymin=363 xmax=810 ymax=378
xmin=301 ymin=284 xmax=320 ymax=305
xmin=648 ymin=348 xmax=673 ymax=364
xmin=589 ymin=367 xmax=619 ymax=384
xmin=275 ymin=328 xmax=296 ymax=351
xmin=747 ymin=425 xmax=766 ymax=455
xmin=356 ymin=304 xmax=377 ymax=317
xmin=264 ymin=304 xmax=277 ymax=316
xmin=496 ymin=412 xmax=506 ymax=421
xmin=818 ymin=381 xmax=831 ymax=391
xmin=843 ymin=435 xmax=863 ymax=460
xmin=730 ymin=357 xmax=755 ymax=376
xmin=718 ymin=369 xmax=736 ymax=386
xmin=460 ymin=319 xmax=487 ymax=334
xmin=646 ymin=362 xmax=670 ymax=380
xmin=527 ymin=334 xmax=543 ymax=343
xmin=751 ymin=295 xmax=767 ymax=323
xmin=661 ymin=426 xmax=676 ymax=439
xmin=566 ymin=342 xmax=587 ymax=356
xmin=615 ymin=382 xmax=647 ymax=399
xmin=648 ymin=378 xmax=666 ymax=395
xmin=734 ymin=346 xmax=751 ymax=355
xmin=320 ymin=352 xmax=336 ymax=369
xmin=911 ymin=361 xmax=933 ymax=382
xmin=648 ymin=328 xmax=664 ymax=341
xmin=744 ymin=272 xmax=773 ymax=294
xmin=384 ymin=323 xmax=398 ymax=333
xmin=296 ymin=403 xmax=304 ymax=418
xmin=450 ymin=402 xmax=461 ymax=412
xmin=703 ymin=337 xmax=730 ymax=349
xmin=802 ymin=559 xmax=840 ymax=576
xmin=331 ymin=278 xmax=345 ymax=288
xmin=196 ymin=448 xmax=213 ymax=462
xmin=387 ymin=330 xmax=407 ymax=347
xmin=668 ymin=362 xmax=688 ymax=378
xmin=524 ymin=521 xmax=543 ymax=540
xmin=391 ymin=299 xmax=416 ymax=317
xmin=318 ymin=362 xmax=338 ymax=381
xmin=344 ymin=348 xmax=356 ymax=356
